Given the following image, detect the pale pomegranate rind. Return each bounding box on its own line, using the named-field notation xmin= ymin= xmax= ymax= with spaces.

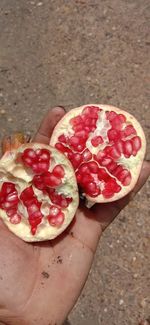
xmin=50 ymin=104 xmax=146 ymax=205
xmin=0 ymin=143 xmax=79 ymax=242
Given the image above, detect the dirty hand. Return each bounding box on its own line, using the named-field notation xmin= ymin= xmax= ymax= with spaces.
xmin=0 ymin=107 xmax=149 ymax=325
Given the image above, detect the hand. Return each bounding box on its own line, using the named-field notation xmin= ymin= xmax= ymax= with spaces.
xmin=0 ymin=107 xmax=149 ymax=325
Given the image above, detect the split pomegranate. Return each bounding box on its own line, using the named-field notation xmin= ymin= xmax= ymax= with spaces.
xmin=0 ymin=143 xmax=79 ymax=241
xmin=50 ymin=104 xmax=146 ymax=206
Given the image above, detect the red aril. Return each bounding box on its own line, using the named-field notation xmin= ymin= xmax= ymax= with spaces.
xmin=50 ymin=104 xmax=146 ymax=206
xmin=0 ymin=143 xmax=79 ymax=241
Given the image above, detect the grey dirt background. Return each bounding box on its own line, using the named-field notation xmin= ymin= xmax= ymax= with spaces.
xmin=0 ymin=0 xmax=149 ymax=324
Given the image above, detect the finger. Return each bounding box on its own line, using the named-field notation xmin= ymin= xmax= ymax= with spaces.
xmin=92 ymin=160 xmax=150 ymax=231
xmin=33 ymin=106 xmax=66 ymax=144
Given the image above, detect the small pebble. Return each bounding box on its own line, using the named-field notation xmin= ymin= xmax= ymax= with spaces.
xmin=0 ymin=109 xmax=6 ymax=115
xmin=119 ymin=299 xmax=124 ymax=305
xmin=139 ymin=298 xmax=147 ymax=308
xmin=133 ymin=273 xmax=138 ymax=279
xmin=7 ymin=117 xmax=13 ymax=122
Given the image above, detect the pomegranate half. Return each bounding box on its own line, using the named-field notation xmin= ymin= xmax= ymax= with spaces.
xmin=50 ymin=104 xmax=146 ymax=206
xmin=0 ymin=143 xmax=79 ymax=242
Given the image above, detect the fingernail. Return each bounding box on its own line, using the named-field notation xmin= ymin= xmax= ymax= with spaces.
xmin=56 ymin=106 xmax=66 ymax=112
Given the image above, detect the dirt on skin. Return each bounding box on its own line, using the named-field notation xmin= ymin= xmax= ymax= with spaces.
xmin=0 ymin=1 xmax=149 ymax=324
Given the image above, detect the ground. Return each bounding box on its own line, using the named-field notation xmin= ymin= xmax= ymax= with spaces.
xmin=0 ymin=1 xmax=149 ymax=324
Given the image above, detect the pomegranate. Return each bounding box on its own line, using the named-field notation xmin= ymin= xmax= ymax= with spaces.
xmin=50 ymin=104 xmax=146 ymax=206
xmin=0 ymin=143 xmax=79 ymax=241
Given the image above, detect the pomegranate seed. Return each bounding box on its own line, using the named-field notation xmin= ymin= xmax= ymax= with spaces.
xmin=48 ymin=190 xmax=72 ymax=208
xmin=118 ymin=114 xmax=126 ymax=123
xmin=76 ymin=143 xmax=85 ymax=152
xmin=70 ymin=153 xmax=82 ymax=169
xmin=52 ymin=165 xmax=65 ymax=178
xmin=31 ymin=227 xmax=37 ymax=236
xmin=115 ymin=184 xmax=122 ymax=193
xmin=55 ymin=143 xmax=70 ymax=153
xmin=91 ymin=136 xmax=103 ymax=147
xmin=102 ymin=177 xmax=121 ymax=198
xmin=123 ymin=125 xmax=136 ymax=137
xmin=21 ymin=148 xmax=50 ymax=173
xmin=131 ymin=136 xmax=142 ymax=156
xmin=82 ymin=106 xmax=100 ymax=118
xmin=76 ymin=171 xmax=82 ymax=182
xmin=69 ymin=136 xmax=80 ymax=147
xmin=88 ymin=161 xmax=99 ymax=173
xmin=43 ymin=172 xmax=62 ymax=187
xmin=6 ymin=208 xmax=17 ymax=217
xmin=106 ymin=111 xmax=117 ymax=121
xmin=29 ymin=211 xmax=43 ymax=223
xmin=102 ymin=188 xmax=114 ymax=198
xmin=98 ymin=168 xmax=110 ymax=181
xmin=117 ymin=169 xmax=131 ymax=186
xmin=89 ymin=118 xmax=97 ymax=127
xmin=123 ymin=140 xmax=133 ymax=158
xmin=22 ymin=148 xmax=37 ymax=159
xmin=95 ymin=150 xmax=106 ymax=163
xmin=80 ymin=174 xmax=94 ymax=186
xmin=20 ymin=186 xmax=34 ymax=203
xmin=116 ymin=140 xmax=124 ymax=154
xmin=82 ymin=149 xmax=92 ymax=162
xmin=84 ymin=117 xmax=93 ymax=126
xmin=85 ymin=182 xmax=100 ymax=197
xmin=110 ymin=116 xmax=122 ymax=130
xmin=108 ymin=146 xmax=121 ymax=160
xmin=101 ymin=157 xmax=113 ymax=166
xmin=78 ymin=163 xmax=90 ymax=174
xmin=67 ymin=151 xmax=74 ymax=160
xmin=113 ymin=165 xmax=123 ymax=177
xmin=28 ymin=204 xmax=41 ymax=216
xmin=107 ymin=129 xmax=119 ymax=141
xmin=10 ymin=213 xmax=22 ymax=224
xmin=48 ymin=212 xmax=65 ymax=227
xmin=47 ymin=205 xmax=65 ymax=227
xmin=36 ymin=149 xmax=50 ymax=162
xmin=32 ymin=162 xmax=50 ymax=174
xmin=58 ymin=134 xmax=68 ymax=143
xmin=0 ymin=182 xmax=19 ymax=213
xmin=7 ymin=192 xmax=19 ymax=204
xmin=107 ymin=161 xmax=118 ymax=173
xmin=76 ymin=130 xmax=88 ymax=141
xmin=29 ymin=210 xmax=43 ymax=235
xmin=1 ymin=201 xmax=16 ymax=210
xmin=84 ymin=126 xmax=91 ymax=133
xmin=73 ymin=124 xmax=84 ymax=132
xmin=21 ymin=149 xmax=37 ymax=167
xmin=70 ymin=115 xmax=83 ymax=126
xmin=33 ymin=174 xmax=45 ymax=190
xmin=1 ymin=182 xmax=16 ymax=195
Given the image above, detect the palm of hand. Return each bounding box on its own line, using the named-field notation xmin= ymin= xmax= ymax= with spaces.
xmin=0 ymin=107 xmax=149 ymax=325
xmin=0 ymin=205 xmax=101 ymax=325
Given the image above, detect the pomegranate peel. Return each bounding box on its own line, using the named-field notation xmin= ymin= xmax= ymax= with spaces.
xmin=0 ymin=143 xmax=79 ymax=242
xmin=50 ymin=104 xmax=146 ymax=206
